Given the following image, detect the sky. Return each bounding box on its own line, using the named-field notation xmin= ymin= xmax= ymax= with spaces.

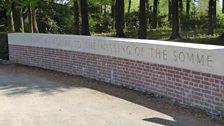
xmin=220 ymin=1 xmax=223 ymax=8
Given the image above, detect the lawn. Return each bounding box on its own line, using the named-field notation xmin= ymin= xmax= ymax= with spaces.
xmin=93 ymin=28 xmax=224 ymax=46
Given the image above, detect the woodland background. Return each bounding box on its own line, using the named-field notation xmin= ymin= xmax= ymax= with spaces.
xmin=0 ymin=0 xmax=224 ymax=45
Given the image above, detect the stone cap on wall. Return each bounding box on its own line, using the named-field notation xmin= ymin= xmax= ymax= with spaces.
xmin=8 ymin=33 xmax=224 ymax=76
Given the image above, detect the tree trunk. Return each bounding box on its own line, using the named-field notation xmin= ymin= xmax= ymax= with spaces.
xmin=111 ymin=0 xmax=115 ymax=29
xmin=104 ymin=4 xmax=107 ymax=17
xmin=139 ymin=0 xmax=147 ymax=39
xmin=145 ymin=0 xmax=150 ymax=27
xmin=208 ymin=0 xmax=214 ymax=35
xmin=213 ymin=0 xmax=216 ymax=28
xmin=32 ymin=8 xmax=39 ymax=33
xmin=179 ymin=0 xmax=183 ymax=12
xmin=100 ymin=0 xmax=103 ymax=13
xmin=179 ymin=0 xmax=183 ymax=32
xmin=80 ymin=0 xmax=90 ymax=35
xmin=186 ymin=0 xmax=191 ymax=30
xmin=145 ymin=0 xmax=150 ymax=14
xmin=111 ymin=0 xmax=115 ymax=18
xmin=186 ymin=0 xmax=191 ymax=18
xmin=222 ymin=0 xmax=224 ymax=13
xmin=168 ymin=0 xmax=172 ymax=22
xmin=111 ymin=5 xmax=115 ymax=18
xmin=128 ymin=0 xmax=131 ymax=14
xmin=151 ymin=0 xmax=159 ymax=29
xmin=28 ymin=2 xmax=33 ymax=33
xmin=13 ymin=3 xmax=24 ymax=32
xmin=170 ymin=0 xmax=180 ymax=39
xmin=6 ymin=0 xmax=15 ymax=32
xmin=73 ymin=0 xmax=79 ymax=34
xmin=115 ymin=0 xmax=125 ymax=37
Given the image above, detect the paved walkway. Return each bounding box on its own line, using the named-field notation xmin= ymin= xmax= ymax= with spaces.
xmin=0 ymin=64 xmax=222 ymax=126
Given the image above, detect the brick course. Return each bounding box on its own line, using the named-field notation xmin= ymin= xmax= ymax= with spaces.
xmin=9 ymin=44 xmax=224 ymax=117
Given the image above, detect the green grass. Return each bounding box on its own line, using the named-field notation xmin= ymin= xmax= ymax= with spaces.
xmin=93 ymin=28 xmax=224 ymax=46
xmin=177 ymin=36 xmax=224 ymax=46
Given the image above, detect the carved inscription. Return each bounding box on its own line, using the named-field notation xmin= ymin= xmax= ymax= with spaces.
xmin=173 ymin=51 xmax=213 ymax=67
xmin=74 ymin=41 xmax=213 ymax=68
xmin=150 ymin=48 xmax=168 ymax=60
xmin=43 ymin=37 xmax=214 ymax=68
xmin=148 ymin=47 xmax=212 ymax=67
xmin=99 ymin=43 xmax=144 ymax=56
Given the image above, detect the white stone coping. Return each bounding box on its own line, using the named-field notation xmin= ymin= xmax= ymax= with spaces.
xmin=8 ymin=33 xmax=224 ymax=76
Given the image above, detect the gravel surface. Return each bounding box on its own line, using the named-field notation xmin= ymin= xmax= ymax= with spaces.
xmin=0 ymin=64 xmax=223 ymax=126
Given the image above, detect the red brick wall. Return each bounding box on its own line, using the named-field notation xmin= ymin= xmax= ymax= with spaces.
xmin=9 ymin=44 xmax=224 ymax=117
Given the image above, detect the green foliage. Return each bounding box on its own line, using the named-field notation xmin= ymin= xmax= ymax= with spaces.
xmin=37 ymin=1 xmax=73 ymax=34
xmin=216 ymin=14 xmax=224 ymax=28
xmin=0 ymin=5 xmax=7 ymax=32
xmin=89 ymin=14 xmax=113 ymax=33
xmin=0 ymin=0 xmax=6 ymax=11
xmin=39 ymin=15 xmax=59 ymax=34
xmin=0 ymin=0 xmax=224 ymax=44
xmin=23 ymin=0 xmax=39 ymax=7
xmin=0 ymin=32 xmax=8 ymax=60
xmin=124 ymin=0 xmax=139 ymax=12
xmin=126 ymin=11 xmax=139 ymax=32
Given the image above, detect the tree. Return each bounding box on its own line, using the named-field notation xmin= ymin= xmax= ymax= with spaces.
xmin=145 ymin=0 xmax=150 ymax=26
xmin=151 ymin=0 xmax=159 ymax=28
xmin=145 ymin=0 xmax=150 ymax=14
xmin=185 ymin=0 xmax=192 ymax=30
xmin=213 ymin=0 xmax=216 ymax=28
xmin=26 ymin=0 xmax=39 ymax=33
xmin=100 ymin=0 xmax=109 ymax=17
xmin=208 ymin=0 xmax=215 ymax=35
xmin=28 ymin=1 xmax=33 ymax=33
xmin=170 ymin=0 xmax=180 ymax=39
xmin=32 ymin=7 xmax=39 ymax=33
xmin=179 ymin=0 xmax=183 ymax=31
xmin=111 ymin=0 xmax=115 ymax=18
xmin=186 ymin=0 xmax=191 ymax=18
xmin=115 ymin=0 xmax=125 ymax=37
xmin=139 ymin=0 xmax=147 ymax=39
xmin=0 ymin=1 xmax=7 ymax=32
xmin=220 ymin=0 xmax=224 ymax=37
xmin=13 ymin=0 xmax=24 ymax=32
xmin=179 ymin=0 xmax=183 ymax=12
xmin=6 ymin=0 xmax=15 ymax=32
xmin=222 ymin=0 xmax=224 ymax=13
xmin=80 ymin=0 xmax=90 ymax=35
xmin=168 ymin=0 xmax=172 ymax=23
xmin=73 ymin=0 xmax=79 ymax=34
xmin=128 ymin=0 xmax=131 ymax=14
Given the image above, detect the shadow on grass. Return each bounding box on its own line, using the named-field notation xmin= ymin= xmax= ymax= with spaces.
xmin=95 ymin=29 xmax=224 ymax=46
xmin=177 ymin=37 xmax=224 ymax=46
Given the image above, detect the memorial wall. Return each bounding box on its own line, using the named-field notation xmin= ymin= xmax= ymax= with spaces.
xmin=8 ymin=33 xmax=224 ymax=117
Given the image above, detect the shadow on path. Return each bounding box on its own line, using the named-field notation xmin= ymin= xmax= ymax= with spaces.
xmin=0 ymin=65 xmax=80 ymax=96
xmin=143 ymin=117 xmax=186 ymax=126
xmin=0 ymin=64 xmax=222 ymax=126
